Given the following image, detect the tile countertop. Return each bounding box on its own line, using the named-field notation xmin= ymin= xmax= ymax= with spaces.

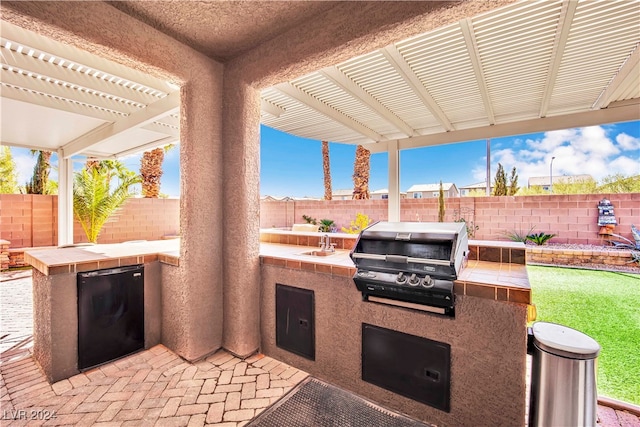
xmin=260 ymin=242 xmax=531 ymax=305
xmin=24 ymin=239 xmax=530 ymax=304
xmin=24 ymin=239 xmax=180 ymax=276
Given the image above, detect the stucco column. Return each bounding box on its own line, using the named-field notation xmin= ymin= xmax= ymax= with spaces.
xmin=164 ymin=71 xmax=225 ymax=361
xmin=221 ymin=75 xmax=261 ymax=357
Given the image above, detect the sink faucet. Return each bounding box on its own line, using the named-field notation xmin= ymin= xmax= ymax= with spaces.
xmin=319 ymin=234 xmax=336 ymax=252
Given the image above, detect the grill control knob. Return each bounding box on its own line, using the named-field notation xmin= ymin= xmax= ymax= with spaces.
xmin=422 ymin=275 xmax=435 ymax=288
xmin=396 ymin=272 xmax=407 ymax=284
xmin=408 ymin=273 xmax=420 ymax=286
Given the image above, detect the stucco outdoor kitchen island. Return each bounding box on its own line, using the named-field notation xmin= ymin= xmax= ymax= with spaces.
xmin=24 ymin=239 xmax=180 ymax=383
xmin=259 ymin=230 xmax=531 ymax=427
xmin=24 ymin=232 xmax=530 ymax=427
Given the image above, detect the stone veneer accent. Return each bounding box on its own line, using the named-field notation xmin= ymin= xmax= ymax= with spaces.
xmin=527 ymin=246 xmax=637 ymax=267
xmin=0 ymin=240 xmax=9 ymax=271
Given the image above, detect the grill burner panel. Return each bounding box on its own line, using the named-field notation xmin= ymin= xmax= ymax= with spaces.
xmin=354 ymin=270 xmax=454 ymax=311
xmin=350 ymin=222 xmax=468 ymax=316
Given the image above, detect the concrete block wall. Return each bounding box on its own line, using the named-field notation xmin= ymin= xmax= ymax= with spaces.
xmin=260 ymin=193 xmax=640 ymax=245
xmin=0 ymin=194 xmax=57 ymax=248
xmin=73 ymin=198 xmax=181 ymax=244
xmin=0 ymin=195 xmax=180 ymax=248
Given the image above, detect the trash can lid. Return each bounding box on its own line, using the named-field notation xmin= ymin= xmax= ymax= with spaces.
xmin=532 ymin=322 xmax=600 ymax=359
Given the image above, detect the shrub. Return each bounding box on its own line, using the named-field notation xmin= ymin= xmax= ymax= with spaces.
xmin=503 ymin=226 xmax=535 ymax=243
xmin=302 ymin=214 xmax=317 ymax=225
xmin=341 ymin=213 xmax=371 ymax=234
xmin=318 ymin=219 xmax=335 ymax=233
xmin=526 ymin=232 xmax=556 ymax=245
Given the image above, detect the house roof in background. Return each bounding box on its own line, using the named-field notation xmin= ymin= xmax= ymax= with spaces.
xmin=528 ymin=174 xmax=594 ymax=186
xmin=407 ymin=183 xmax=456 ymax=192
xmin=460 ymin=182 xmax=489 ymax=190
xmin=371 ymin=188 xmax=407 ymax=195
xmin=332 ymin=189 xmax=354 ymax=197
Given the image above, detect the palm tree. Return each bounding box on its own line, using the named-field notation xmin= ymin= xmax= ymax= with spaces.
xmin=352 ymin=145 xmax=370 ymax=200
xmin=73 ymin=161 xmax=141 ymax=243
xmin=141 ymin=145 xmax=174 ymax=198
xmin=25 ymin=150 xmax=52 ymax=194
xmin=322 ymin=141 xmax=332 ymax=200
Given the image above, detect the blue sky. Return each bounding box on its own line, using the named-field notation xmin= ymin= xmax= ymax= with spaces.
xmin=8 ymin=121 xmax=640 ymax=198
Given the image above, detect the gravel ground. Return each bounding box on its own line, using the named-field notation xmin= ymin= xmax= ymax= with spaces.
xmin=528 ymin=243 xmax=640 ymax=274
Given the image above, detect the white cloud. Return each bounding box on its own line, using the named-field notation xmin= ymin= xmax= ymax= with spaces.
xmin=12 ymin=151 xmax=36 ymax=186
xmin=608 ymin=156 xmax=640 ymax=176
xmin=616 ymin=133 xmax=640 ymax=151
xmin=472 ymin=125 xmax=640 ymax=185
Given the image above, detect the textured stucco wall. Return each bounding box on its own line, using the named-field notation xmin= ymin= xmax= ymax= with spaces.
xmin=221 ymin=78 xmax=262 ymax=357
xmin=3 ymin=0 xmax=518 ymax=363
xmin=32 ymin=269 xmax=78 ymax=383
xmin=261 ymin=265 xmax=527 ymax=427
xmin=1 ymin=1 xmax=225 ymax=361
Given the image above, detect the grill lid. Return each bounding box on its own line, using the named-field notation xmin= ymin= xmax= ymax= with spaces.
xmin=350 ymin=222 xmax=469 ymax=280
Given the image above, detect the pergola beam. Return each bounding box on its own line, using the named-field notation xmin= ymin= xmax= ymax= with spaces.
xmin=539 ymin=0 xmax=578 ymax=118
xmin=382 ymin=45 xmax=454 ymax=132
xmin=366 ymin=102 xmax=640 ymax=153
xmin=61 ymin=91 xmax=180 ymax=158
xmin=141 ymin=122 xmax=180 ymax=139
xmin=593 ymin=45 xmax=640 ymax=109
xmin=113 ymin=136 xmax=178 ymax=158
xmin=459 ymin=18 xmax=495 ymax=125
xmin=1 ymin=140 xmax=59 ymax=152
xmin=320 ymin=66 xmax=417 ymax=137
xmin=274 ymin=83 xmax=385 ymax=142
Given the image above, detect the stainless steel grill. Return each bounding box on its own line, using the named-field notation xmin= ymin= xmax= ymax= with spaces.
xmin=350 ymin=222 xmax=469 ymax=316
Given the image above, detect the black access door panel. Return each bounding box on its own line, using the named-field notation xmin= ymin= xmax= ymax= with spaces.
xmin=362 ymin=323 xmax=451 ymax=412
xmin=276 ymin=284 xmax=315 ymax=360
xmin=77 ymin=265 xmax=144 ymax=370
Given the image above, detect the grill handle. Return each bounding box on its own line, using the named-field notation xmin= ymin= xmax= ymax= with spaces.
xmin=352 ymin=253 xmax=450 ymax=266
xmin=385 ymin=254 xmax=408 ymax=264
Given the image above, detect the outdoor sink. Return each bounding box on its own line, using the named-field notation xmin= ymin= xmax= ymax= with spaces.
xmin=301 ymin=250 xmax=335 ymax=257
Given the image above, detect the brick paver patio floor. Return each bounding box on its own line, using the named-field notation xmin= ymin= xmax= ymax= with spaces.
xmin=1 ymin=342 xmax=307 ymax=426
xmin=1 ymin=270 xmax=638 ymax=426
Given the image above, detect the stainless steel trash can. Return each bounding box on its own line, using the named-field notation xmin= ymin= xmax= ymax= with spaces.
xmin=528 ymin=322 xmax=600 ymax=427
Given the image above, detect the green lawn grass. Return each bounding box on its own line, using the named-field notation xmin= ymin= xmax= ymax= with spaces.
xmin=527 ymin=266 xmax=640 ymax=405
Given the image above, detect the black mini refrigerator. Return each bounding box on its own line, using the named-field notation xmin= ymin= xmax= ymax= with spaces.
xmin=77 ymin=265 xmax=144 ymax=370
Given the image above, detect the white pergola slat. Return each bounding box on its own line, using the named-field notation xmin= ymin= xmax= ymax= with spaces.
xmin=0 ymin=67 xmax=139 ymax=115
xmin=261 ymin=0 xmax=640 ymax=147
xmin=1 ymin=47 xmax=159 ymax=107
xmin=0 ymin=83 xmax=123 ymax=122
xmin=1 ymin=22 xmax=175 ymax=96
